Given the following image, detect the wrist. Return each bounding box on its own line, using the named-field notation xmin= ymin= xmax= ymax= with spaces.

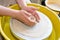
xmin=21 ymin=6 xmax=28 ymax=10
xmin=21 ymin=5 xmax=27 ymax=9
xmin=9 ymin=10 xmax=19 ymax=17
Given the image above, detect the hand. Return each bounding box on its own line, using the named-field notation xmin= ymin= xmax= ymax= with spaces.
xmin=22 ymin=6 xmax=40 ymax=22
xmin=12 ymin=10 xmax=36 ymax=26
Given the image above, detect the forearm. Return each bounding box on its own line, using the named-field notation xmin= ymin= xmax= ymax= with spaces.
xmin=0 ymin=6 xmax=17 ymax=16
xmin=16 ymin=0 xmax=31 ymax=8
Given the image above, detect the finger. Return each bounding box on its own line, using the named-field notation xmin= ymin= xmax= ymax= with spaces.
xmin=24 ymin=11 xmax=36 ymax=22
xmin=21 ymin=10 xmax=32 ymax=17
xmin=30 ymin=6 xmax=38 ymax=10
xmin=23 ymin=13 xmax=35 ymax=26
xmin=26 ymin=10 xmax=39 ymax=22
xmin=24 ymin=11 xmax=37 ymax=22
xmin=27 ymin=15 xmax=37 ymax=23
xmin=34 ymin=14 xmax=39 ymax=22
xmin=32 ymin=11 xmax=40 ymax=22
xmin=24 ymin=11 xmax=32 ymax=17
xmin=26 ymin=9 xmax=34 ymax=13
xmin=35 ymin=11 xmax=40 ymax=20
xmin=22 ymin=7 xmax=34 ymax=13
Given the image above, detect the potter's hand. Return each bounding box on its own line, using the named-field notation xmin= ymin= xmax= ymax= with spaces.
xmin=16 ymin=0 xmax=40 ymax=22
xmin=12 ymin=10 xmax=36 ymax=26
xmin=22 ymin=6 xmax=40 ymax=22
